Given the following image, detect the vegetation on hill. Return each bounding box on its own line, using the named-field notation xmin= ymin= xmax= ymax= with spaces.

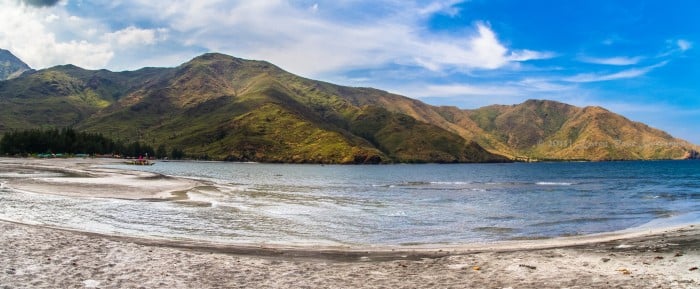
xmin=464 ymin=100 xmax=695 ymax=161
xmin=0 ymin=51 xmax=695 ymax=162
xmin=68 ymin=53 xmax=507 ymax=163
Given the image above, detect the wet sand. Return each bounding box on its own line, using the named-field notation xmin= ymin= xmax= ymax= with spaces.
xmin=1 ymin=158 xmax=699 ymax=288
xmin=0 ymin=158 xmax=198 ymax=200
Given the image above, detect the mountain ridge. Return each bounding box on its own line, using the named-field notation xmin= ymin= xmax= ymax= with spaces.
xmin=0 ymin=51 xmax=696 ymax=162
xmin=0 ymin=49 xmax=31 ymax=80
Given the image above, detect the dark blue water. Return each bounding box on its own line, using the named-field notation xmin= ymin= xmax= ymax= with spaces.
xmin=1 ymin=160 xmax=699 ymax=246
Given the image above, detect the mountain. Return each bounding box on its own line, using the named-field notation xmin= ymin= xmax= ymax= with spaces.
xmin=0 ymin=49 xmax=31 ymax=80
xmin=315 ymin=83 xmax=697 ymax=161
xmin=0 ymin=63 xmax=167 ymax=133
xmin=458 ymin=100 xmax=697 ymax=161
xmin=0 ymin=53 xmax=505 ymax=163
xmin=0 ymin=52 xmax=696 ymax=162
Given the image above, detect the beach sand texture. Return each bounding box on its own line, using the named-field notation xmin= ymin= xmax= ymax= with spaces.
xmin=0 ymin=158 xmax=699 ymax=288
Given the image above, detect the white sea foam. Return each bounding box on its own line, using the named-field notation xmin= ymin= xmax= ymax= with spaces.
xmin=536 ymin=182 xmax=573 ymax=186
xmin=430 ymin=181 xmax=471 ymax=185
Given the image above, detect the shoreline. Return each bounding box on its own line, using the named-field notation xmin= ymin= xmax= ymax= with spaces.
xmin=1 ymin=157 xmax=697 ymax=250
xmin=2 ymin=157 xmax=699 ymax=288
xmin=1 ymin=156 xmax=698 ymax=251
xmin=1 ymin=157 xmax=698 ymax=246
xmin=1 ymin=216 xmax=698 ymax=261
xmin=1 ymin=219 xmax=698 ymax=288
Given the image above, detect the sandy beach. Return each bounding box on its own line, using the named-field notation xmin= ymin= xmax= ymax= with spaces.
xmin=0 ymin=158 xmax=198 ymax=200
xmin=1 ymin=158 xmax=699 ymax=288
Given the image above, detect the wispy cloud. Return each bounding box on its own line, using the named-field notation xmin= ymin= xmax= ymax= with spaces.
xmin=658 ymin=38 xmax=694 ymax=57
xmin=507 ymin=50 xmax=556 ymax=62
xmin=104 ymin=26 xmax=168 ymax=48
xmin=417 ymin=84 xmax=519 ymax=97
xmin=0 ymin=0 xmax=550 ymax=76
xmin=418 ymin=0 xmax=464 ymax=16
xmin=515 ymin=78 xmax=573 ymax=92
xmin=677 ymin=39 xmax=692 ymax=51
xmin=564 ymin=61 xmax=668 ymax=83
xmin=578 ymin=55 xmax=643 ymax=66
xmin=150 ymin=2 xmax=537 ymax=75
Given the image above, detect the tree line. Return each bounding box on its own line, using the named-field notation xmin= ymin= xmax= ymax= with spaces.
xmin=0 ymin=128 xmax=185 ymax=159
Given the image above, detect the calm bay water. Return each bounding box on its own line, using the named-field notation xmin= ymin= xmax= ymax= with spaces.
xmin=1 ymin=160 xmax=699 ymax=246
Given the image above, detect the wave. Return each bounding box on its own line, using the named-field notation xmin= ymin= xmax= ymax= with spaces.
xmin=429 ymin=181 xmax=471 ymax=185
xmin=536 ymin=181 xmax=574 ymax=186
xmin=372 ymin=181 xmax=471 ymax=188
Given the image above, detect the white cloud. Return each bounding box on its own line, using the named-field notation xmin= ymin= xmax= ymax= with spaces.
xmin=677 ymin=39 xmax=692 ymax=51
xmin=409 ymin=83 xmax=519 ymax=98
xmin=564 ymin=61 xmax=668 ymax=83
xmin=507 ymin=50 xmax=555 ymax=62
xmin=565 ymin=69 xmax=646 ymax=83
xmin=389 ymin=77 xmax=574 ymax=105
xmin=0 ymin=1 xmax=113 ymax=69
xmin=105 ymin=26 xmax=168 ymax=48
xmin=102 ymin=1 xmax=546 ymax=76
xmin=578 ymin=55 xmax=643 ymax=66
xmin=418 ymin=0 xmax=463 ymax=16
xmin=44 ymin=13 xmax=59 ymax=22
xmin=516 ymin=78 xmax=572 ymax=92
xmin=406 ymin=23 xmax=510 ymax=71
xmin=0 ymin=0 xmax=551 ymax=75
xmin=0 ymin=0 xmax=175 ymax=69
xmin=658 ymin=38 xmax=694 ymax=58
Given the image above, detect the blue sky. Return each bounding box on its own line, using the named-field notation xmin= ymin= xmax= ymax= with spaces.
xmin=1 ymin=0 xmax=699 ymax=143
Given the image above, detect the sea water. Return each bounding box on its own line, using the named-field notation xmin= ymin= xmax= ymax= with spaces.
xmin=1 ymin=161 xmax=699 ymax=246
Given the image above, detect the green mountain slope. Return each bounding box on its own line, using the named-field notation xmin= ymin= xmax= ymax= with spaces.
xmin=328 ymin=90 xmax=698 ymax=161
xmin=526 ymin=104 xmax=695 ymax=160
xmin=71 ymin=53 xmax=506 ymax=163
xmin=461 ymin=100 xmax=696 ymax=161
xmin=0 ymin=64 xmax=168 ymax=132
xmin=0 ymin=52 xmax=695 ymax=162
xmin=0 ymin=49 xmax=31 ymax=80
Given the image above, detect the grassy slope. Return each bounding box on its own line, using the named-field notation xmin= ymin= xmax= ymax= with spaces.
xmin=74 ymin=53 xmax=504 ymax=163
xmin=363 ymin=97 xmax=697 ymax=160
xmin=0 ymin=65 xmax=167 ymax=133
xmin=531 ymin=106 xmax=692 ymax=160
xmin=1 ymin=53 xmax=695 ymax=162
xmin=466 ymin=100 xmax=695 ymax=160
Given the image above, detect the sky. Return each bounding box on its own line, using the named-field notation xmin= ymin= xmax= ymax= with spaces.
xmin=1 ymin=0 xmax=699 ymax=144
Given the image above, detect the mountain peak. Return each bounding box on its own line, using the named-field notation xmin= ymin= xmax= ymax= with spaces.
xmin=0 ymin=48 xmax=31 ymax=80
xmin=187 ymin=52 xmax=273 ymax=67
xmin=522 ymin=99 xmax=552 ymax=105
xmin=191 ymin=52 xmax=239 ymax=62
xmin=180 ymin=52 xmax=284 ymax=78
xmin=581 ymin=105 xmax=610 ymax=113
xmin=521 ymin=99 xmax=573 ymax=108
